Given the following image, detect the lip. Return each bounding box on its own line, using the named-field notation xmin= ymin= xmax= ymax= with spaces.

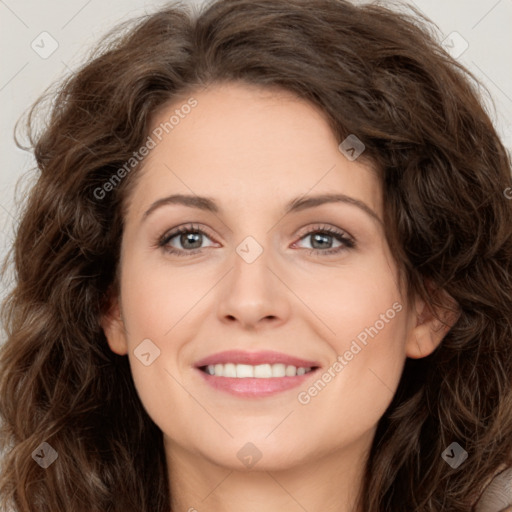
xmin=194 ymin=350 xmax=320 ymax=368
xmin=194 ymin=350 xmax=321 ymax=398
xmin=197 ymin=370 xmax=319 ymax=397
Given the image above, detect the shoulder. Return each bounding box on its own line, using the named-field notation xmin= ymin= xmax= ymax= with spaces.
xmin=474 ymin=465 xmax=512 ymax=512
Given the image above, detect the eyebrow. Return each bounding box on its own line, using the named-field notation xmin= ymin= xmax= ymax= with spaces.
xmin=142 ymin=193 xmax=382 ymax=225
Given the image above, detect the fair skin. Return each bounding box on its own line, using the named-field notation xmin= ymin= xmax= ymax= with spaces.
xmin=101 ymin=81 xmax=457 ymax=512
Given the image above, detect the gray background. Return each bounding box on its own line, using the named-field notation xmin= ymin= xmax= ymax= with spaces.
xmin=1 ymin=0 xmax=512 ymax=327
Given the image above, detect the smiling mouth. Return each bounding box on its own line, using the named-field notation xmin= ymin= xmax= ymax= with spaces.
xmin=195 ymin=350 xmax=321 ymax=397
xmin=199 ymin=363 xmax=319 ymax=378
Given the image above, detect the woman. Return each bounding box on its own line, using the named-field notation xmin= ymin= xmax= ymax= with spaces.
xmin=1 ymin=0 xmax=511 ymax=510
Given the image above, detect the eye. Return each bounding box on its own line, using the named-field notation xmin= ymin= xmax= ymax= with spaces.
xmin=156 ymin=223 xmax=355 ymax=257
xmin=157 ymin=223 xmax=218 ymax=256
xmin=293 ymin=224 xmax=355 ymax=256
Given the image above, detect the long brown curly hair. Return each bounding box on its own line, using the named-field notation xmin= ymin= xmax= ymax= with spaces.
xmin=1 ymin=0 xmax=511 ymax=510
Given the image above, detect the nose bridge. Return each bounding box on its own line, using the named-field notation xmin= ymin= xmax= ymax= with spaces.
xmin=235 ymin=234 xmax=267 ymax=266
xmin=216 ymin=232 xmax=289 ymax=327
xmin=230 ymin=233 xmax=274 ymax=297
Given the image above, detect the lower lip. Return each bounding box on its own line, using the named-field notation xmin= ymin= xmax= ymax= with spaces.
xmin=196 ymin=368 xmax=318 ymax=397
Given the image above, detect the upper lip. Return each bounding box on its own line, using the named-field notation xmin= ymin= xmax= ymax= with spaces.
xmin=195 ymin=350 xmax=320 ymax=368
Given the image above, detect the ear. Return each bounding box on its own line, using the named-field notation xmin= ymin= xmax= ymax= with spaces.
xmin=406 ymin=282 xmax=460 ymax=359
xmin=100 ymin=289 xmax=128 ymax=356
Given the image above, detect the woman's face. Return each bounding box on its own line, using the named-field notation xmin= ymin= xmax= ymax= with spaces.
xmin=102 ymin=81 xmax=434 ymax=472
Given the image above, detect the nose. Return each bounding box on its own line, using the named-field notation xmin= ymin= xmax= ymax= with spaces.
xmin=216 ymin=241 xmax=291 ymax=331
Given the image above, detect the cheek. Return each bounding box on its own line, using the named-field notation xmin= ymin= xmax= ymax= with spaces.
xmin=117 ymin=254 xmax=213 ymax=434
xmin=127 ymin=359 xmax=196 ymax=444
xmin=119 ymin=252 xmax=205 ymax=340
xmin=295 ymin=309 xmax=408 ymax=445
xmin=292 ymin=255 xmax=407 ymax=424
xmin=289 ymin=255 xmax=402 ymax=348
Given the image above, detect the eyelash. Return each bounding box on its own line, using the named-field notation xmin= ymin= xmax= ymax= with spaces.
xmin=156 ymin=223 xmax=356 ymax=257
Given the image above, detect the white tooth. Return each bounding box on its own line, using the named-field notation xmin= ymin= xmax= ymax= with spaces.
xmin=271 ymin=363 xmax=286 ymax=377
xmin=224 ymin=363 xmax=237 ymax=377
xmin=254 ymin=364 xmax=272 ymax=378
xmin=206 ymin=362 xmax=312 ymax=378
xmin=236 ymin=364 xmax=254 ymax=378
xmin=285 ymin=365 xmax=297 ymax=376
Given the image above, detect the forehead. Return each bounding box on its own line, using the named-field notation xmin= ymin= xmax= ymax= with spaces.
xmin=126 ymin=81 xmax=382 ymax=221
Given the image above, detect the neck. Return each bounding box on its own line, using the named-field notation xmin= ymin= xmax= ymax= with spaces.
xmin=165 ymin=434 xmax=371 ymax=512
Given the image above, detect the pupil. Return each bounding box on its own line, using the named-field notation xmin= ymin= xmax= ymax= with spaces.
xmin=182 ymin=232 xmax=202 ymax=249
xmin=312 ymin=233 xmax=331 ymax=249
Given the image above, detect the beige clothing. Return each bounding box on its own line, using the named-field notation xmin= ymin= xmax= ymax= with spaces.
xmin=474 ymin=466 xmax=512 ymax=512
